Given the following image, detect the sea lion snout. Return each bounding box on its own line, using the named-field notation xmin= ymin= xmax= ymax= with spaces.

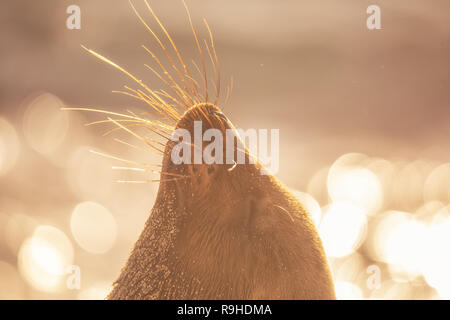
xmin=176 ymin=103 xmax=227 ymax=131
xmin=164 ymin=102 xmax=245 ymax=177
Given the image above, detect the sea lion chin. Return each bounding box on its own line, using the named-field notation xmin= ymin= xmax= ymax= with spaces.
xmin=108 ymin=103 xmax=336 ymax=300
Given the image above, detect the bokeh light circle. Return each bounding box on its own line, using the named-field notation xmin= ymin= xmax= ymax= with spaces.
xmin=334 ymin=281 xmax=363 ymax=300
xmin=319 ymin=202 xmax=368 ymax=258
xmin=18 ymin=225 xmax=74 ymax=293
xmin=421 ymin=211 xmax=450 ymax=299
xmin=70 ymin=201 xmax=117 ymax=254
xmin=424 ymin=163 xmax=450 ymax=204
xmin=66 ymin=146 xmax=115 ymax=200
xmin=77 ymin=281 xmax=111 ymax=300
xmin=328 ymin=153 xmax=383 ymax=214
xmin=290 ymin=189 xmax=321 ymax=227
xmin=23 ymin=93 xmax=68 ymax=155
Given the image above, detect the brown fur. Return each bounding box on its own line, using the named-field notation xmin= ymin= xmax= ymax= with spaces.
xmin=108 ymin=103 xmax=335 ymax=299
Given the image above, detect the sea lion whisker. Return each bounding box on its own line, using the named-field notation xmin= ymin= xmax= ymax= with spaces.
xmin=108 ymin=117 xmax=165 ymax=154
xmin=129 ymin=0 xmax=194 ymax=105
xmin=182 ymin=0 xmax=208 ymax=103
xmin=157 ymin=88 xmax=185 ymax=108
xmin=124 ymin=85 xmax=180 ymax=122
xmin=89 ymin=149 xmax=161 ymax=168
xmin=126 ymin=109 xmax=139 ymax=117
xmin=273 ymin=204 xmax=295 ymax=222
xmin=136 ymin=89 xmax=181 ymax=122
xmin=141 ymin=46 xmax=192 ymax=107
xmin=228 ymin=160 xmax=237 ymax=172
xmin=203 ymin=18 xmax=220 ymax=105
xmin=62 ymin=107 xmax=152 ymax=122
xmin=203 ymin=39 xmax=219 ymax=106
xmin=112 ymin=166 xmax=188 ymax=178
xmin=102 ymin=122 xmax=171 ymax=141
xmin=143 ymin=63 xmax=182 ymax=103
xmin=119 ymin=86 xmax=168 ymax=115
xmin=112 ymin=89 xmax=144 ymax=102
xmin=116 ymin=177 xmax=186 ymax=184
xmin=222 ymin=76 xmax=234 ymax=111
xmin=85 ymin=118 xmax=155 ymax=127
xmin=102 ymin=123 xmax=147 ymax=137
xmin=113 ymin=138 xmax=164 ymax=157
xmin=143 ymin=0 xmax=200 ymax=100
xmin=81 ymin=45 xmax=177 ymax=120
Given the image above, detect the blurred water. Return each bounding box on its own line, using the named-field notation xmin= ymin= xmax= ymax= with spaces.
xmin=0 ymin=0 xmax=449 ymax=299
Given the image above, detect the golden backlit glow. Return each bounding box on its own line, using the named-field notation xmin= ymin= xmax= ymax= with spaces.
xmin=424 ymin=163 xmax=450 ymax=203
xmin=368 ymin=280 xmax=413 ymax=300
xmin=319 ymin=202 xmax=368 ymax=258
xmin=70 ymin=201 xmax=117 ymax=254
xmin=291 ymin=189 xmax=321 ymax=227
xmin=306 ymin=166 xmax=330 ymax=205
xmin=328 ymin=153 xmax=383 ymax=214
xmin=334 ymin=281 xmax=363 ymax=300
xmin=0 ymin=89 xmax=448 ymax=299
xmin=333 ymin=252 xmax=365 ymax=284
xmin=421 ymin=208 xmax=450 ymax=299
xmin=18 ymin=225 xmax=74 ymax=293
xmin=77 ymin=282 xmax=112 ymax=300
xmin=370 ymin=211 xmax=425 ymax=274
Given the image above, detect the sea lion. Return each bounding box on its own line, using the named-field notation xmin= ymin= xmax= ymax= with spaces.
xmin=70 ymin=0 xmax=335 ymax=300
xmin=107 ymin=103 xmax=336 ymax=299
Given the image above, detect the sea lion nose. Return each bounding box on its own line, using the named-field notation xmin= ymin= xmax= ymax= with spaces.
xmin=213 ymin=110 xmax=228 ymax=121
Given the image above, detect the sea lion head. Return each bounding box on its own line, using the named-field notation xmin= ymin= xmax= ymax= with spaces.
xmin=147 ymin=103 xmax=336 ymax=299
xmin=75 ymin=1 xmax=335 ymax=300
xmin=163 ymin=103 xmax=265 ymax=228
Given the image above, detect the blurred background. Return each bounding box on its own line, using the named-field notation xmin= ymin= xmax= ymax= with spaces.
xmin=0 ymin=0 xmax=449 ymax=299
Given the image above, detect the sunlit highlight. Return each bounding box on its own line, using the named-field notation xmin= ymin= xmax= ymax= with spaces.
xmin=319 ymin=202 xmax=368 ymax=258
xmin=18 ymin=225 xmax=74 ymax=293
